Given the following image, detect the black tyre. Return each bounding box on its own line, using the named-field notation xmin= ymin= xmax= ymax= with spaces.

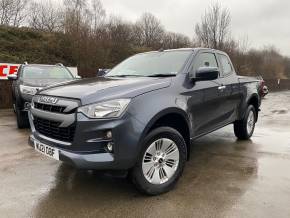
xmin=12 ymin=99 xmax=16 ymax=113
xmin=13 ymin=103 xmax=16 ymax=113
xmin=234 ymin=105 xmax=257 ymax=140
xmin=16 ymin=107 xmax=29 ymax=129
xmin=131 ymin=127 xmax=187 ymax=195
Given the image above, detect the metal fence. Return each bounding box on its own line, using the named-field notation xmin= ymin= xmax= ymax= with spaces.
xmin=1 ymin=79 xmax=290 ymax=109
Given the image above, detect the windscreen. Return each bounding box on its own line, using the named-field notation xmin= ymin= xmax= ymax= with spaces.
xmin=22 ymin=66 xmax=73 ymax=79
xmin=106 ymin=51 xmax=192 ymax=77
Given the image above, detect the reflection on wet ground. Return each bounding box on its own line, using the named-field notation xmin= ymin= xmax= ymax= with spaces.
xmin=0 ymin=91 xmax=290 ymax=218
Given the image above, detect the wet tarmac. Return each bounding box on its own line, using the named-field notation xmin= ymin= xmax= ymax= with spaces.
xmin=1 ymin=91 xmax=290 ymax=218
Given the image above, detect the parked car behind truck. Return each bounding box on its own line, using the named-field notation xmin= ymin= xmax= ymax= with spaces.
xmin=8 ymin=63 xmax=77 ymax=128
xmin=256 ymin=76 xmax=269 ymax=97
xmin=28 ymin=48 xmax=262 ymax=195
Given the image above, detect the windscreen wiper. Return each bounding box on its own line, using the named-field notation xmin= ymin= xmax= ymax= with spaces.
xmin=108 ymin=75 xmax=144 ymax=77
xmin=147 ymin=74 xmax=176 ymax=77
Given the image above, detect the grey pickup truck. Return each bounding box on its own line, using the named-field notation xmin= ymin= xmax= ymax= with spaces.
xmin=8 ymin=63 xmax=77 ymax=129
xmin=28 ymin=48 xmax=261 ymax=195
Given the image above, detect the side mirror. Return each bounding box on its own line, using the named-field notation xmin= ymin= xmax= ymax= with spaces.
xmin=97 ymin=69 xmax=110 ymax=77
xmin=75 ymin=75 xmax=82 ymax=79
xmin=192 ymin=67 xmax=219 ymax=81
xmin=7 ymin=74 xmax=17 ymax=80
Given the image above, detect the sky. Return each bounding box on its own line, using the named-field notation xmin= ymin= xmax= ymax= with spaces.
xmin=100 ymin=0 xmax=290 ymax=56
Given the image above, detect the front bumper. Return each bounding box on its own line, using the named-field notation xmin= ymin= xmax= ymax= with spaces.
xmin=28 ymin=111 xmax=146 ymax=170
xmin=29 ymin=135 xmax=116 ymax=169
xmin=17 ymin=93 xmax=33 ymax=111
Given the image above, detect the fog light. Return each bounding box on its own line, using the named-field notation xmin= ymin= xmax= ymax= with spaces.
xmin=24 ymin=102 xmax=31 ymax=110
xmin=107 ymin=142 xmax=113 ymax=152
xmin=106 ymin=131 xmax=112 ymax=139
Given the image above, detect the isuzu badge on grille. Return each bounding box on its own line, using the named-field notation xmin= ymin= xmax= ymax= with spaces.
xmin=38 ymin=96 xmax=59 ymax=104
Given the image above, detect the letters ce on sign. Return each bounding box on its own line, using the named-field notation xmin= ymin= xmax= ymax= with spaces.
xmin=0 ymin=63 xmax=20 ymax=80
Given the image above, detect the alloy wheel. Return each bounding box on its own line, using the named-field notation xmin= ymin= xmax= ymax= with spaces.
xmin=142 ymin=138 xmax=180 ymax=185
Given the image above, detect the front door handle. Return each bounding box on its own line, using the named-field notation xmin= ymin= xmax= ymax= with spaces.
xmin=218 ymin=85 xmax=226 ymax=90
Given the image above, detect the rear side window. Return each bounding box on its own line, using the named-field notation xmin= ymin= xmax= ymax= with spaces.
xmin=193 ymin=53 xmax=218 ymax=72
xmin=219 ymin=54 xmax=233 ymax=76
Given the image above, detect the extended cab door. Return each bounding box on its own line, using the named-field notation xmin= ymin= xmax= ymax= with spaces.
xmin=216 ymin=53 xmax=241 ymax=124
xmin=187 ymin=51 xmax=227 ymax=136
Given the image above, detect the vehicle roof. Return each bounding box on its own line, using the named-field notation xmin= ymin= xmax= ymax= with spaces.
xmin=165 ymin=47 xmax=225 ymax=52
xmin=139 ymin=47 xmax=227 ymax=55
xmin=22 ymin=64 xmax=64 ymax=67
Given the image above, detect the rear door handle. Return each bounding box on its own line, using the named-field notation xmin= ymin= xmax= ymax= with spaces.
xmin=218 ymin=85 xmax=226 ymax=90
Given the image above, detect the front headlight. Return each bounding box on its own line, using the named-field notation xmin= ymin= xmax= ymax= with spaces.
xmin=78 ymin=99 xmax=131 ymax=119
xmin=19 ymin=85 xmax=38 ymax=96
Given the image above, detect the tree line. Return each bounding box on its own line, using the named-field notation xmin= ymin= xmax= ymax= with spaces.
xmin=194 ymin=3 xmax=290 ymax=79
xmin=0 ymin=0 xmax=289 ymax=78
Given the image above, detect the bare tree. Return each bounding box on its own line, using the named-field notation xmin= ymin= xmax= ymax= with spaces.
xmin=62 ymin=0 xmax=97 ymax=71
xmin=91 ymin=0 xmax=105 ymax=31
xmin=195 ymin=2 xmax=231 ymax=49
xmin=11 ymin=0 xmax=29 ymax=26
xmin=162 ymin=32 xmax=191 ymax=49
xmin=63 ymin=0 xmax=86 ymax=30
xmin=227 ymin=36 xmax=250 ymax=73
xmin=239 ymin=46 xmax=287 ymax=78
xmin=0 ymin=0 xmax=29 ymax=26
xmin=133 ymin=12 xmax=164 ymax=49
xmin=29 ymin=1 xmax=63 ymax=32
xmin=0 ymin=0 xmax=12 ymax=25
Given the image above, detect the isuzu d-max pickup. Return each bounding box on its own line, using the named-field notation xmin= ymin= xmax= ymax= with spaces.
xmin=28 ymin=48 xmax=261 ymax=195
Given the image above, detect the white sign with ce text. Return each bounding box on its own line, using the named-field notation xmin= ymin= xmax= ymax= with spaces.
xmin=0 ymin=63 xmax=20 ymax=80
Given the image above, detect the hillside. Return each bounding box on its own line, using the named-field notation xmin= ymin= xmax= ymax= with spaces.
xmin=0 ymin=26 xmax=147 ymax=77
xmin=0 ymin=26 xmax=74 ymax=66
xmin=0 ymin=26 xmax=289 ymax=79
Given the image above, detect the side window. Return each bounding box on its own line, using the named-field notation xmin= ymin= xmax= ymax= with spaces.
xmin=193 ymin=52 xmax=218 ymax=73
xmin=219 ymin=54 xmax=233 ymax=76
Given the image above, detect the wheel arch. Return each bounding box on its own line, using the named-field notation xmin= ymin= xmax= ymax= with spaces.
xmin=247 ymin=94 xmax=260 ymax=121
xmin=238 ymin=93 xmax=260 ymax=121
xmin=140 ymin=108 xmax=192 ymax=160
